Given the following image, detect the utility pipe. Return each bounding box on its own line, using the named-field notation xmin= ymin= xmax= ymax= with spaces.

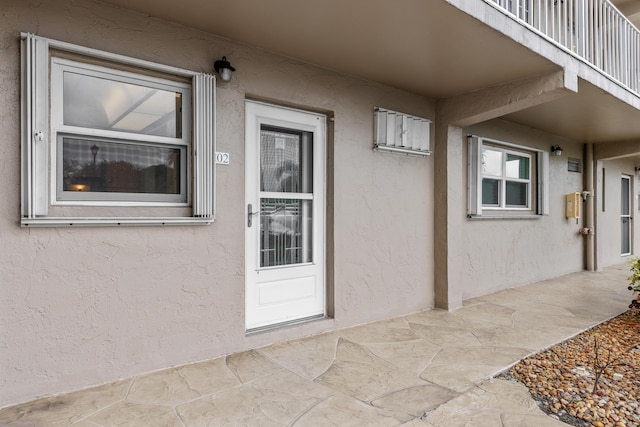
xmin=585 ymin=143 xmax=595 ymax=271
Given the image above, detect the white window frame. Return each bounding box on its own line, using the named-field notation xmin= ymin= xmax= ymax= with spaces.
xmin=468 ymin=136 xmax=549 ymax=218
xmin=21 ymin=33 xmax=216 ymax=227
xmin=480 ymin=145 xmax=532 ymax=210
xmin=51 ymin=57 xmax=191 ymax=205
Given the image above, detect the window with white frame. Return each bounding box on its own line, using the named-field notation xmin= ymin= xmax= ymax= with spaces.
xmin=21 ymin=33 xmax=216 ymax=227
xmin=481 ymin=145 xmax=531 ymax=209
xmin=52 ymin=58 xmax=190 ymax=204
xmin=468 ymin=136 xmax=549 ymax=217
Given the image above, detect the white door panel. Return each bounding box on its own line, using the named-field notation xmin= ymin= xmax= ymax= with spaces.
xmin=245 ymin=101 xmax=325 ymax=330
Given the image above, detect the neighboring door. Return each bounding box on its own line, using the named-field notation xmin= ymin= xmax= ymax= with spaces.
xmin=244 ymin=101 xmax=326 ymax=331
xmin=621 ymin=175 xmax=632 ymax=256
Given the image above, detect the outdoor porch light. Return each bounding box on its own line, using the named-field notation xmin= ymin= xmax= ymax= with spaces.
xmin=214 ymin=56 xmax=235 ymax=82
xmin=551 ymin=145 xmax=563 ymax=156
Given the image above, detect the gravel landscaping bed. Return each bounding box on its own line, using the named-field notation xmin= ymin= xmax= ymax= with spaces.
xmin=502 ymin=310 xmax=639 ymax=427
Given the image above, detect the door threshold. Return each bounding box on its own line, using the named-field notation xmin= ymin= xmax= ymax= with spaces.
xmin=246 ymin=314 xmax=326 ymax=335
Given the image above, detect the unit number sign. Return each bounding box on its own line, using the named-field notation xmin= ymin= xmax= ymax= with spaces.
xmin=215 ymin=152 xmax=230 ymax=165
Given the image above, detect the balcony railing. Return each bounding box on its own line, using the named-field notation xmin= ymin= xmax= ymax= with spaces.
xmin=488 ymin=0 xmax=640 ymax=95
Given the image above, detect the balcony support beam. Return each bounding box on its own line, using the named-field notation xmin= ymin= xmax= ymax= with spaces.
xmin=594 ymin=140 xmax=640 ymax=160
xmin=437 ymin=69 xmax=578 ymax=127
xmin=433 ymin=69 xmax=578 ymax=311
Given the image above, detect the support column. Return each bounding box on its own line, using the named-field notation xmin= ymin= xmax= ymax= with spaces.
xmin=434 ymin=123 xmax=464 ymax=310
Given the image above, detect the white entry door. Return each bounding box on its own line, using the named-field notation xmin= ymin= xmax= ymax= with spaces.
xmin=621 ymin=175 xmax=632 ymax=256
xmin=244 ymin=101 xmax=326 ymax=331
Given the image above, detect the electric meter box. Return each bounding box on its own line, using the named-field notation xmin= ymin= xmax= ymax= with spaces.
xmin=566 ymin=192 xmax=581 ymax=219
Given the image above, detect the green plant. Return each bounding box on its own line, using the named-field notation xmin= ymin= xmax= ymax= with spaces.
xmin=627 ymin=257 xmax=640 ymax=310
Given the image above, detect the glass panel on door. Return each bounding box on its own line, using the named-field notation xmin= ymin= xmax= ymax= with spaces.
xmin=260 ymin=199 xmax=312 ymax=267
xmin=259 ymin=126 xmax=313 ymax=267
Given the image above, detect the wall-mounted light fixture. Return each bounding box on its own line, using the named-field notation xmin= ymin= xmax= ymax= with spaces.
xmin=551 ymin=145 xmax=563 ymax=156
xmin=214 ymin=56 xmax=235 ymax=82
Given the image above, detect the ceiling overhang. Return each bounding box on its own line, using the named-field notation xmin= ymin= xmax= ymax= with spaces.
xmin=98 ymin=0 xmax=640 ymax=146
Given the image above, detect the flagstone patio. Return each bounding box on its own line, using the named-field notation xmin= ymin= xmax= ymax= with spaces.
xmin=0 ymin=264 xmax=632 ymax=426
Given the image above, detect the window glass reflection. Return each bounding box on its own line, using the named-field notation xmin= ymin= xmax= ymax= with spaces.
xmin=482 ymin=178 xmax=500 ymax=206
xmin=260 ymin=198 xmax=312 ymax=267
xmin=62 ymin=138 xmax=180 ymax=195
xmin=63 ymin=72 xmax=181 ymax=138
xmin=506 ymin=181 xmax=528 ymax=206
xmin=482 ymin=148 xmax=503 ymax=177
xmin=505 ymin=154 xmax=529 ymax=179
xmin=260 ymin=127 xmax=313 ymax=193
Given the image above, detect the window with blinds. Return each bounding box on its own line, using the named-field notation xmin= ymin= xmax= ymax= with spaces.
xmin=374 ymin=107 xmax=431 ymax=156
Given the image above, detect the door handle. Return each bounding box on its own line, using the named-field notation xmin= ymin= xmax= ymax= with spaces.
xmin=247 ymin=203 xmax=260 ymax=227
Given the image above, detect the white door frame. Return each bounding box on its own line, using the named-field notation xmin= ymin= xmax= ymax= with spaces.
xmin=244 ymin=100 xmax=326 ymax=331
xmin=621 ymin=174 xmax=632 ymax=256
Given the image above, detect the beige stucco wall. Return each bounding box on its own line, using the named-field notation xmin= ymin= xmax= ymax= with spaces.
xmin=0 ymin=0 xmax=435 ymax=407
xmin=598 ymin=158 xmax=640 ymax=267
xmin=461 ymin=120 xmax=586 ymax=299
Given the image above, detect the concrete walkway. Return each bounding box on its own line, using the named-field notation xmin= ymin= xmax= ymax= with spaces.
xmin=0 ymin=264 xmax=632 ymax=426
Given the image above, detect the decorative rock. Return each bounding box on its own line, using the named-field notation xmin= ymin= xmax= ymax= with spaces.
xmin=502 ymin=311 xmax=640 ymax=427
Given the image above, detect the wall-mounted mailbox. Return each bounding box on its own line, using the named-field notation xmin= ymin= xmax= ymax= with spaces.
xmin=566 ymin=192 xmax=581 ymax=219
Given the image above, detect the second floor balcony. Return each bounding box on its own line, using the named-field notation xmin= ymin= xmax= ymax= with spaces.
xmin=489 ymin=0 xmax=640 ymax=95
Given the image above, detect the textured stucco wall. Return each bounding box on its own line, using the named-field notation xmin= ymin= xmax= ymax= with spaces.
xmin=0 ymin=0 xmax=435 ymax=407
xmin=461 ymin=120 xmax=586 ymax=299
xmin=599 ymin=158 xmax=639 ymax=267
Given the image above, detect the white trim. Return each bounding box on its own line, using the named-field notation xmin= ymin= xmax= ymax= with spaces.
xmin=21 ymin=217 xmax=212 ymax=227
xmin=467 ymin=215 xmax=543 ymax=221
xmin=192 ymin=73 xmax=216 ymax=218
xmin=20 ymin=32 xmax=197 ymax=78
xmin=244 ymin=100 xmax=326 ymax=330
xmin=467 ymin=136 xmax=482 ymax=216
xmin=373 ymin=144 xmax=431 ymax=157
xmin=478 ymin=136 xmax=544 ymax=154
xmin=538 ymin=151 xmax=550 ymax=215
xmin=259 ymin=192 xmax=314 ymax=200
xmin=21 ymin=33 xmax=49 ymax=217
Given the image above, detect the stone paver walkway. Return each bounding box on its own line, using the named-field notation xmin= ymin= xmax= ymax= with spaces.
xmin=0 ymin=264 xmax=632 ymax=426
